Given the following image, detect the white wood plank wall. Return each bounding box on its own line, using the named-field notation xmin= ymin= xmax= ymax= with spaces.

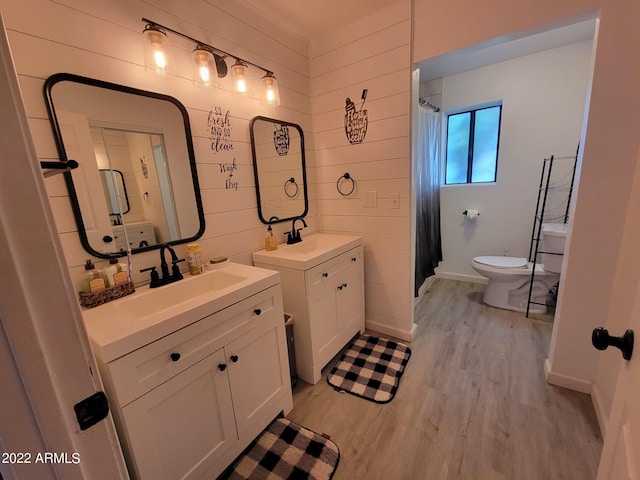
xmin=309 ymin=0 xmax=415 ymax=340
xmin=0 ymin=0 xmax=315 ymax=288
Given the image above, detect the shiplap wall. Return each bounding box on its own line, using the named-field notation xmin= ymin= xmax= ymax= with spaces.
xmin=0 ymin=0 xmax=314 ymax=289
xmin=309 ymin=0 xmax=415 ymax=340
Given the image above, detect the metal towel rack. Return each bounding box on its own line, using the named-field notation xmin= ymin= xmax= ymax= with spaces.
xmin=336 ymin=172 xmax=355 ymax=196
xmin=40 ymin=159 xmax=78 ymax=178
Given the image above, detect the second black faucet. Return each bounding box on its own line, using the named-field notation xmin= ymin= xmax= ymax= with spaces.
xmin=287 ymin=217 xmax=307 ymax=244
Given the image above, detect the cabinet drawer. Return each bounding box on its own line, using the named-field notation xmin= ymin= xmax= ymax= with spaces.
xmin=107 ymin=285 xmax=282 ymax=407
xmin=305 ymin=246 xmax=363 ymax=295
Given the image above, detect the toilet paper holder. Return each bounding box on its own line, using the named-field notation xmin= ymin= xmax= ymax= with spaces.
xmin=462 ymin=210 xmax=480 ymax=216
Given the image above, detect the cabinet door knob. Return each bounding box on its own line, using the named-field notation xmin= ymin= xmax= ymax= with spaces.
xmin=352 ymin=257 xmax=357 ymax=262
xmin=230 ymin=355 xmax=239 ymax=363
xmin=338 ymin=285 xmax=343 ymax=290
xmin=254 ymin=308 xmax=262 ymax=316
xmin=218 ymin=363 xmax=227 ymax=371
xmin=170 ymin=352 xmax=181 ymax=362
xmin=322 ymin=272 xmax=329 ymax=278
xmin=343 ymin=283 xmax=348 ymax=288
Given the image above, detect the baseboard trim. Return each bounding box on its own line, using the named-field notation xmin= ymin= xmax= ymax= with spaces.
xmin=436 ymin=271 xmax=488 ymax=284
xmin=590 ymin=382 xmax=608 ymax=437
xmin=365 ymin=320 xmax=416 ymax=343
xmin=544 ymin=358 xmax=592 ymax=393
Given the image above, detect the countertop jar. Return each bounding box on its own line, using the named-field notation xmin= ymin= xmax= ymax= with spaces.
xmin=186 ymin=243 xmax=205 ymax=275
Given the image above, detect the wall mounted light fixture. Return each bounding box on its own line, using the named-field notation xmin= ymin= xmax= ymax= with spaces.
xmin=142 ymin=23 xmax=172 ymax=75
xmin=262 ymin=72 xmax=280 ymax=106
xmin=142 ymin=18 xmax=280 ymax=105
xmin=192 ymin=45 xmax=218 ymax=88
xmin=230 ymin=59 xmax=249 ymax=96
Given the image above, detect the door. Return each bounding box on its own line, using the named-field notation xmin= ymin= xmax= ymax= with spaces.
xmin=226 ymin=314 xmax=289 ymax=437
xmin=308 ymin=283 xmax=340 ymax=373
xmin=57 ymin=110 xmax=116 ymax=250
xmin=596 ymin=147 xmax=640 ymax=480
xmin=122 ymin=348 xmax=236 ymax=480
xmin=340 ymin=252 xmax=365 ymax=341
xmin=596 ymin=281 xmax=640 ymax=480
xmin=0 ymin=13 xmax=127 ymax=480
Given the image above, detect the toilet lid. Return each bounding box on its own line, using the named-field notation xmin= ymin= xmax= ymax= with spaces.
xmin=474 ymin=256 xmax=528 ymax=268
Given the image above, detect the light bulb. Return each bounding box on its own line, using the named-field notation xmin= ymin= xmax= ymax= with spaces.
xmin=261 ymin=73 xmax=280 ymax=106
xmin=199 ymin=65 xmax=210 ymax=83
xmin=192 ymin=47 xmax=217 ymax=88
xmin=143 ymin=24 xmax=172 ymax=76
xmin=231 ymin=60 xmax=248 ymax=96
xmin=154 ymin=50 xmax=167 ymax=70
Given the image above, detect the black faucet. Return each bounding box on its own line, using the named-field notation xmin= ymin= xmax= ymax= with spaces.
xmin=141 ymin=244 xmax=185 ymax=288
xmin=287 ymin=217 xmax=307 ymax=244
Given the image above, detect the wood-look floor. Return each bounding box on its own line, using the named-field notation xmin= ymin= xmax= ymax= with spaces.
xmin=286 ymin=279 xmax=602 ymax=479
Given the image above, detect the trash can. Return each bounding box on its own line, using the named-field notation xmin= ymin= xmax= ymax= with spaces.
xmin=284 ymin=313 xmax=297 ymax=387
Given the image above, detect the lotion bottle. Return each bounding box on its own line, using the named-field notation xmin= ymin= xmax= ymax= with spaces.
xmin=265 ymin=225 xmax=278 ymax=251
xmin=104 ymin=256 xmax=130 ymax=287
xmin=79 ymin=259 xmax=106 ymax=293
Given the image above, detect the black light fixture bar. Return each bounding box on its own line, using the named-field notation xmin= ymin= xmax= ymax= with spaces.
xmin=141 ymin=18 xmax=274 ymax=77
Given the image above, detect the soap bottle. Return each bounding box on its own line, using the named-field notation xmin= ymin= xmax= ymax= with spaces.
xmin=265 ymin=225 xmax=278 ymax=251
xmin=186 ymin=243 xmax=205 ymax=275
xmin=79 ymin=259 xmax=106 ymax=293
xmin=104 ymin=256 xmax=130 ymax=287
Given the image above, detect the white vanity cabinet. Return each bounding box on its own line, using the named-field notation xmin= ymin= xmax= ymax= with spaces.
xmin=87 ymin=278 xmax=293 ymax=480
xmin=254 ymin=239 xmax=365 ymax=385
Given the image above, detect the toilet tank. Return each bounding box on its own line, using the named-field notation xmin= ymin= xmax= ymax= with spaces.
xmin=541 ymin=223 xmax=568 ymax=273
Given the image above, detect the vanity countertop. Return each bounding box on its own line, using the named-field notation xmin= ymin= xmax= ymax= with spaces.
xmin=252 ymin=233 xmax=362 ymax=270
xmin=82 ymin=262 xmax=279 ymax=363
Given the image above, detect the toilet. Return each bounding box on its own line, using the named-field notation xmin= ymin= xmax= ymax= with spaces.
xmin=471 ymin=256 xmax=559 ymax=313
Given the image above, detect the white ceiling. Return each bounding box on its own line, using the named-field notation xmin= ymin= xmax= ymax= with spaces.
xmin=236 ymin=0 xmax=399 ymax=41
xmin=418 ymin=19 xmax=597 ymax=81
xmin=235 ymin=2 xmax=596 ymax=82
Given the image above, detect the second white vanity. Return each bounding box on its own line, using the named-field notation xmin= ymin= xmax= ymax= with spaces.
xmin=82 ymin=262 xmax=293 ymax=480
xmin=253 ymin=233 xmax=365 ymax=384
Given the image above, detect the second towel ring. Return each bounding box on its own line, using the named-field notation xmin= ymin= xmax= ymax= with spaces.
xmin=337 ymin=172 xmax=356 ymax=196
xmin=284 ymin=177 xmax=299 ymax=198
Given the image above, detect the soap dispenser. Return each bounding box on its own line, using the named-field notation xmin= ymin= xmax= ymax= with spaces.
xmin=79 ymin=259 xmax=106 ymax=293
xmin=265 ymin=225 xmax=278 ymax=251
xmin=104 ymin=256 xmax=130 ymax=287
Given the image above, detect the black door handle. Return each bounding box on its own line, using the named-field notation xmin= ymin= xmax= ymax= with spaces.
xmin=592 ymin=327 xmax=634 ymax=360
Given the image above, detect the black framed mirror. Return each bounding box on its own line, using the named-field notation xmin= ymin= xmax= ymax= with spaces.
xmin=250 ymin=116 xmax=308 ymax=224
xmin=43 ymin=73 xmax=205 ymax=258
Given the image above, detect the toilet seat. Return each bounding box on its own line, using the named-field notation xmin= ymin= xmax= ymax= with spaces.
xmin=473 ymin=256 xmax=527 ymax=269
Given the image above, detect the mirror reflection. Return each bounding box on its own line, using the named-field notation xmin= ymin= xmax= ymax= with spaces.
xmin=99 ymin=168 xmax=130 ymax=221
xmin=44 ymin=73 xmax=205 ymax=257
xmin=250 ymin=116 xmax=308 ymax=224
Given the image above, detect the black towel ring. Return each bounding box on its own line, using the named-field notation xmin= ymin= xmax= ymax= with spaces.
xmin=284 ymin=177 xmax=299 ymax=198
xmin=337 ymin=172 xmax=355 ymax=196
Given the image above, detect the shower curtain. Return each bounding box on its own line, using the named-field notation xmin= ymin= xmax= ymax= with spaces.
xmin=414 ymin=105 xmax=442 ymax=297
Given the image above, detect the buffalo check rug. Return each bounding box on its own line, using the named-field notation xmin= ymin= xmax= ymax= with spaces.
xmin=221 ymin=418 xmax=340 ymax=480
xmin=327 ymin=334 xmax=411 ymax=403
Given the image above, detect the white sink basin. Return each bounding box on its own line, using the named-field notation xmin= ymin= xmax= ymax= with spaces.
xmin=82 ymin=262 xmax=279 ymax=362
xmin=115 ymin=269 xmax=247 ymax=320
xmin=252 ymin=233 xmax=362 ymax=270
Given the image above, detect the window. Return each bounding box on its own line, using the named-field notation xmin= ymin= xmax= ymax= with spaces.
xmin=445 ymin=104 xmax=502 ymax=184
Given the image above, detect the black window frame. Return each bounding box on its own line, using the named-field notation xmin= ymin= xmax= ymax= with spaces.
xmin=445 ymin=104 xmax=502 ymax=185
